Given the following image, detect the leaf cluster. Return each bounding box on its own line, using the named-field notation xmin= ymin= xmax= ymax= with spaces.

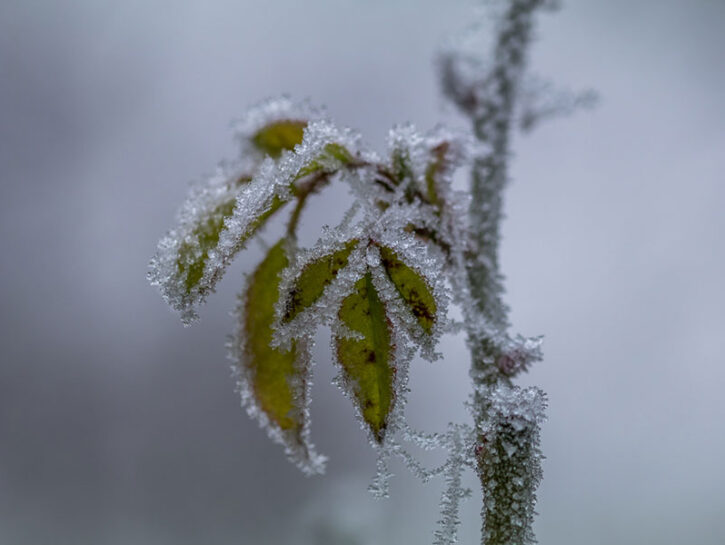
xmin=149 ymin=98 xmax=472 ymax=472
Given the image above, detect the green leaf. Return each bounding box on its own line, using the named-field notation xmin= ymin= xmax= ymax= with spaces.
xmin=283 ymin=239 xmax=359 ymax=322
xmin=251 ymin=120 xmax=307 ymax=158
xmin=243 ymin=240 xmax=304 ymax=433
xmin=176 ymin=193 xmax=286 ymax=296
xmin=379 ymin=245 xmax=437 ymax=335
xmin=335 ymin=272 xmax=395 ymax=443
xmin=295 ymin=142 xmax=354 ymax=180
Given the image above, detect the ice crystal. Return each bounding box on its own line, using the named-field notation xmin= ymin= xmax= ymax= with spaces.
xmin=434 ymin=425 xmax=475 ymax=545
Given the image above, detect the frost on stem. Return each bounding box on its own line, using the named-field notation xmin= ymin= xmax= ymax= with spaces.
xmin=438 ymin=2 xmax=558 ymax=544
xmin=476 ymin=385 xmax=546 ymax=545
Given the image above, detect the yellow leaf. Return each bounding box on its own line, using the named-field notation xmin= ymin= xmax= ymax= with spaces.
xmin=251 ymin=120 xmax=307 ymax=158
xmin=243 ymin=240 xmax=304 ymax=433
xmin=335 ymin=273 xmax=395 ymax=443
xmin=379 ymin=245 xmax=437 ymax=335
xmin=283 ymin=239 xmax=359 ymax=322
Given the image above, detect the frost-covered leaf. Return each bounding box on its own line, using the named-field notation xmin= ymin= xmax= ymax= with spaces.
xmin=150 ymin=119 xmax=362 ymax=324
xmin=378 ymin=245 xmax=437 ymax=335
xmin=234 ymin=96 xmax=324 ymax=160
xmin=283 ymin=239 xmax=359 ymax=323
xmin=335 ymin=272 xmax=396 ymax=443
xmin=148 ymin=168 xmax=289 ymax=324
xmin=252 ymin=120 xmax=307 ymax=158
xmin=174 ymin=175 xmax=249 ymax=294
xmin=230 ymin=239 xmax=325 ymax=475
xmin=175 ymin=182 xmax=279 ymax=296
xmin=295 ymin=142 xmax=355 ymax=180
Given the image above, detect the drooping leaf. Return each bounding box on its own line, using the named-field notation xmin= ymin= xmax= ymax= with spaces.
xmin=379 ymin=245 xmax=437 ymax=335
xmin=243 ymin=240 xmax=302 ymax=431
xmin=335 ymin=272 xmax=395 ymax=443
xmin=232 ymin=239 xmax=324 ymax=474
xmin=283 ymin=239 xmax=359 ymax=323
xmin=251 ymin=120 xmax=307 ymax=158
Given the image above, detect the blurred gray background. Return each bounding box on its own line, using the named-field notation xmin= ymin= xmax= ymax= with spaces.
xmin=1 ymin=0 xmax=724 ymax=544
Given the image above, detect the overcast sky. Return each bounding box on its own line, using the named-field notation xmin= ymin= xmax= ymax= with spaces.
xmin=1 ymin=1 xmax=724 ymax=544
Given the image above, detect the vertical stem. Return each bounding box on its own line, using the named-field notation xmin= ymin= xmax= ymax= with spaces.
xmin=460 ymin=2 xmax=546 ymax=544
xmin=466 ymin=0 xmax=543 ymax=383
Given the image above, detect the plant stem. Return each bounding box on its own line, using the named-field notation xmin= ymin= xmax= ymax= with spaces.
xmin=462 ymin=2 xmax=546 ymax=544
xmin=466 ymin=0 xmax=542 ymax=382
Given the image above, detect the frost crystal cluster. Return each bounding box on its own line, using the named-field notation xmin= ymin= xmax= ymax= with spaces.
xmin=148 ymin=1 xmax=591 ymax=543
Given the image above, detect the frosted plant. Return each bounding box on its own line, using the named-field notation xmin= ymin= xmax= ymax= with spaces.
xmin=148 ymin=1 xmax=592 ymax=543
